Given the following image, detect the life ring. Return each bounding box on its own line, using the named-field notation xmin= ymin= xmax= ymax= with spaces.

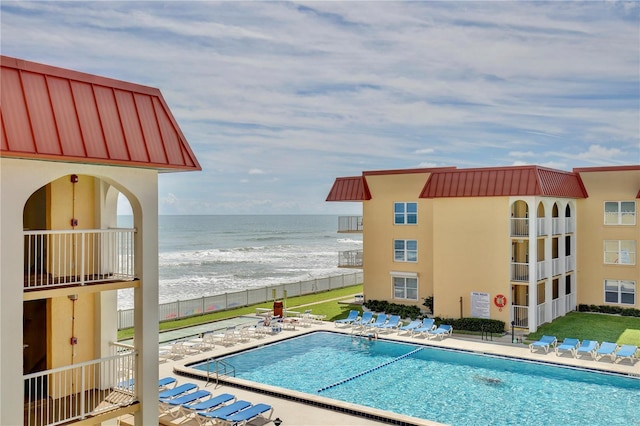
xmin=494 ymin=294 xmax=507 ymax=311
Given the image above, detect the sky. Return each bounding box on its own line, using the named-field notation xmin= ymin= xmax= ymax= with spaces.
xmin=2 ymin=1 xmax=639 ymax=215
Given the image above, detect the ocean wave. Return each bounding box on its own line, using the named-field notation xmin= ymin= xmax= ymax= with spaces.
xmin=337 ymin=238 xmax=363 ymax=244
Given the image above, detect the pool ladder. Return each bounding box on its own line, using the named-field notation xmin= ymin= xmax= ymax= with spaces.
xmin=205 ymin=358 xmax=236 ymax=386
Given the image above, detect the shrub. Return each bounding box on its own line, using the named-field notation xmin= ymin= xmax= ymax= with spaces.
xmin=577 ymin=304 xmax=640 ymax=317
xmin=434 ymin=316 xmax=506 ymax=334
xmin=363 ymin=300 xmax=422 ymax=319
xmin=423 ymin=296 xmax=434 ymax=314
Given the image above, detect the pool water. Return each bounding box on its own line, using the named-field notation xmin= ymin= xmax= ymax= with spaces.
xmin=192 ymin=332 xmax=640 ymax=425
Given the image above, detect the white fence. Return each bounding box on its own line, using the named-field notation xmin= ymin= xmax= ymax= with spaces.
xmin=23 ymin=346 xmax=137 ymax=426
xmin=117 ymin=271 xmax=363 ymax=329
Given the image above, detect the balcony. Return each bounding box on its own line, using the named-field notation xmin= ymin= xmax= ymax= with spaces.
xmin=337 ymin=216 xmax=363 ymax=233
xmin=338 ymin=250 xmax=363 ymax=268
xmin=511 ymin=262 xmax=529 ymax=282
xmin=510 ymin=218 xmax=528 ymax=237
xmin=24 ymin=344 xmax=137 ymax=426
xmin=24 ymin=229 xmax=136 ymax=290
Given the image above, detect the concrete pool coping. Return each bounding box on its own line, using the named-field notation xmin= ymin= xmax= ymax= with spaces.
xmin=157 ymin=318 xmax=638 ymax=426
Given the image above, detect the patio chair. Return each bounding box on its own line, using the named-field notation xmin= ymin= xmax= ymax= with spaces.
xmin=377 ymin=315 xmax=401 ymax=333
xmin=158 ymin=382 xmax=198 ymax=400
xmin=158 ymin=377 xmax=177 ymax=391
xmin=216 ymin=403 xmax=273 ymax=426
xmin=363 ymin=314 xmax=388 ymax=330
xmin=529 ymin=335 xmax=557 ymax=353
xmin=574 ymin=340 xmax=599 ymax=359
xmin=411 ymin=318 xmax=436 ymax=337
xmin=614 ymin=345 xmax=639 ymax=365
xmin=159 ymin=389 xmax=211 ymax=417
xmin=195 ymin=400 xmax=252 ymax=425
xmin=335 ymin=310 xmax=359 ymax=327
xmin=397 ymin=319 xmax=422 ymax=335
xmin=427 ymin=324 xmax=453 ymax=340
xmin=555 ymin=338 xmax=580 ymax=357
xmin=595 ymin=342 xmax=618 ymax=362
xmin=179 ymin=392 xmax=236 ymax=417
xmin=351 ymin=311 xmax=374 ymax=328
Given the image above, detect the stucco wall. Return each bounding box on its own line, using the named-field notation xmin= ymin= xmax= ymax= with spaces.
xmin=577 ymin=169 xmax=640 ymax=307
xmin=432 ymin=196 xmax=511 ymax=323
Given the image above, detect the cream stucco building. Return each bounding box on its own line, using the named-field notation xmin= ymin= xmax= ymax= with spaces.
xmin=1 ymin=56 xmax=200 ymax=426
xmin=327 ymin=165 xmax=639 ymax=333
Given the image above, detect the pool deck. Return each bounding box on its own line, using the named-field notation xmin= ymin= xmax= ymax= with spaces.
xmin=143 ymin=317 xmax=638 ymax=426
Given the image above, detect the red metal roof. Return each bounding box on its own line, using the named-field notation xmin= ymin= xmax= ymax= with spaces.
xmin=326 ymin=176 xmax=371 ymax=201
xmin=0 ymin=55 xmax=200 ymax=172
xmin=420 ymin=166 xmax=587 ymax=198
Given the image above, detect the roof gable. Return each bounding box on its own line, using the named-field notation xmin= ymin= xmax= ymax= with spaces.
xmin=420 ymin=166 xmax=587 ymax=199
xmin=0 ymin=55 xmax=200 ymax=172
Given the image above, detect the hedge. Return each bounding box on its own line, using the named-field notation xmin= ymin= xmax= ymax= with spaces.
xmin=363 ymin=300 xmax=422 ymax=320
xmin=434 ymin=317 xmax=506 ymax=334
xmin=577 ymin=304 xmax=640 ymax=317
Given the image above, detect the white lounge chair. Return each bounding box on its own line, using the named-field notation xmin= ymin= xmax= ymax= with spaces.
xmin=427 ymin=324 xmax=453 ymax=340
xmin=555 ymin=338 xmax=580 ymax=357
xmin=614 ymin=345 xmax=638 ymax=365
xmin=574 ymin=340 xmax=599 ymax=359
xmin=529 ymin=335 xmax=557 ymax=353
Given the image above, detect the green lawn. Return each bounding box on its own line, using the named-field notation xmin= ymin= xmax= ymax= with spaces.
xmin=526 ymin=311 xmax=640 ymax=345
xmin=118 ymin=284 xmax=363 ymax=340
xmin=119 ymin=286 xmax=640 ymax=347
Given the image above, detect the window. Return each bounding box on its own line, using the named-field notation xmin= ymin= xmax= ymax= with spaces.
xmin=604 ymin=201 xmax=636 ymax=225
xmin=604 ymin=240 xmax=636 ymax=265
xmin=394 ymin=202 xmax=417 ymax=225
xmin=604 ymin=280 xmax=635 ymax=305
xmin=393 ymin=276 xmax=418 ymax=300
xmin=394 ymin=239 xmax=417 ymax=262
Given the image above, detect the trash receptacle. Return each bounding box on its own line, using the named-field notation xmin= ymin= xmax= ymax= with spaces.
xmin=273 ymin=301 xmax=283 ymax=318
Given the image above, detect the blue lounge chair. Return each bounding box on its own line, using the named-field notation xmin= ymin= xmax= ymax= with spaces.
xmin=427 ymin=324 xmax=453 ymax=340
xmin=196 ymin=400 xmax=252 ymax=425
xmin=555 ymin=338 xmax=580 ymax=357
xmin=351 ymin=311 xmax=374 ymax=327
xmin=595 ymin=341 xmax=618 ymax=362
xmin=158 ymin=377 xmax=177 ymax=390
xmin=334 ymin=310 xmax=359 ymax=327
xmin=411 ymin=318 xmax=435 ymax=337
xmin=159 ymin=389 xmax=211 ymax=417
xmin=529 ymin=335 xmax=557 ymax=353
xmin=159 ymin=382 xmax=198 ymax=400
xmin=397 ymin=319 xmax=422 ymax=335
xmin=180 ymin=393 xmax=235 ymax=417
xmin=614 ymin=345 xmax=638 ymax=365
xmin=574 ymin=340 xmax=599 ymax=359
xmin=377 ymin=315 xmax=401 ymax=333
xmin=364 ymin=314 xmax=388 ymax=329
xmin=216 ymin=403 xmax=273 ymax=425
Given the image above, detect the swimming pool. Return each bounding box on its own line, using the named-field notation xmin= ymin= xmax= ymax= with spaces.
xmin=191 ymin=332 xmax=640 ymax=425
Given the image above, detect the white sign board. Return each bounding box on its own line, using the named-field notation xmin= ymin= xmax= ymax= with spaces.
xmin=470 ymin=291 xmax=490 ymax=319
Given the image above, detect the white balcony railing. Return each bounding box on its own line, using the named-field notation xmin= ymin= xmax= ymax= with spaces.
xmin=565 ymin=255 xmax=575 ymax=272
xmin=338 ymin=250 xmax=363 ymax=268
xmin=537 ymin=302 xmax=547 ymax=327
xmin=565 ymin=292 xmax=576 ymax=313
xmin=512 ymin=305 xmax=529 ymax=328
xmin=511 ymin=262 xmax=529 ymax=282
xmin=24 ymin=229 xmax=136 ymax=290
xmin=510 ymin=218 xmax=528 ymax=237
xmin=565 ymin=218 xmax=575 ymax=233
xmin=337 ymin=216 xmax=363 ymax=233
xmin=536 ymin=260 xmax=548 ymax=280
xmin=24 ymin=348 xmax=137 ymax=426
xmin=536 ymin=218 xmax=547 ymax=236
xmin=552 ymin=297 xmax=564 ymax=320
xmin=552 ymin=217 xmax=562 ymax=235
xmin=552 ymin=258 xmax=563 ymax=276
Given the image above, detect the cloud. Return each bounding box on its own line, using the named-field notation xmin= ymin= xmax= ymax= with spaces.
xmin=1 ymin=1 xmax=637 ymax=213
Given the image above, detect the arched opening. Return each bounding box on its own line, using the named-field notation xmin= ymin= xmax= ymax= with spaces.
xmin=510 ymin=200 xmax=529 ymax=236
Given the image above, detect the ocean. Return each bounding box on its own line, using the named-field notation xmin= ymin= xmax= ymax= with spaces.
xmin=116 ymin=215 xmax=362 ymax=309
